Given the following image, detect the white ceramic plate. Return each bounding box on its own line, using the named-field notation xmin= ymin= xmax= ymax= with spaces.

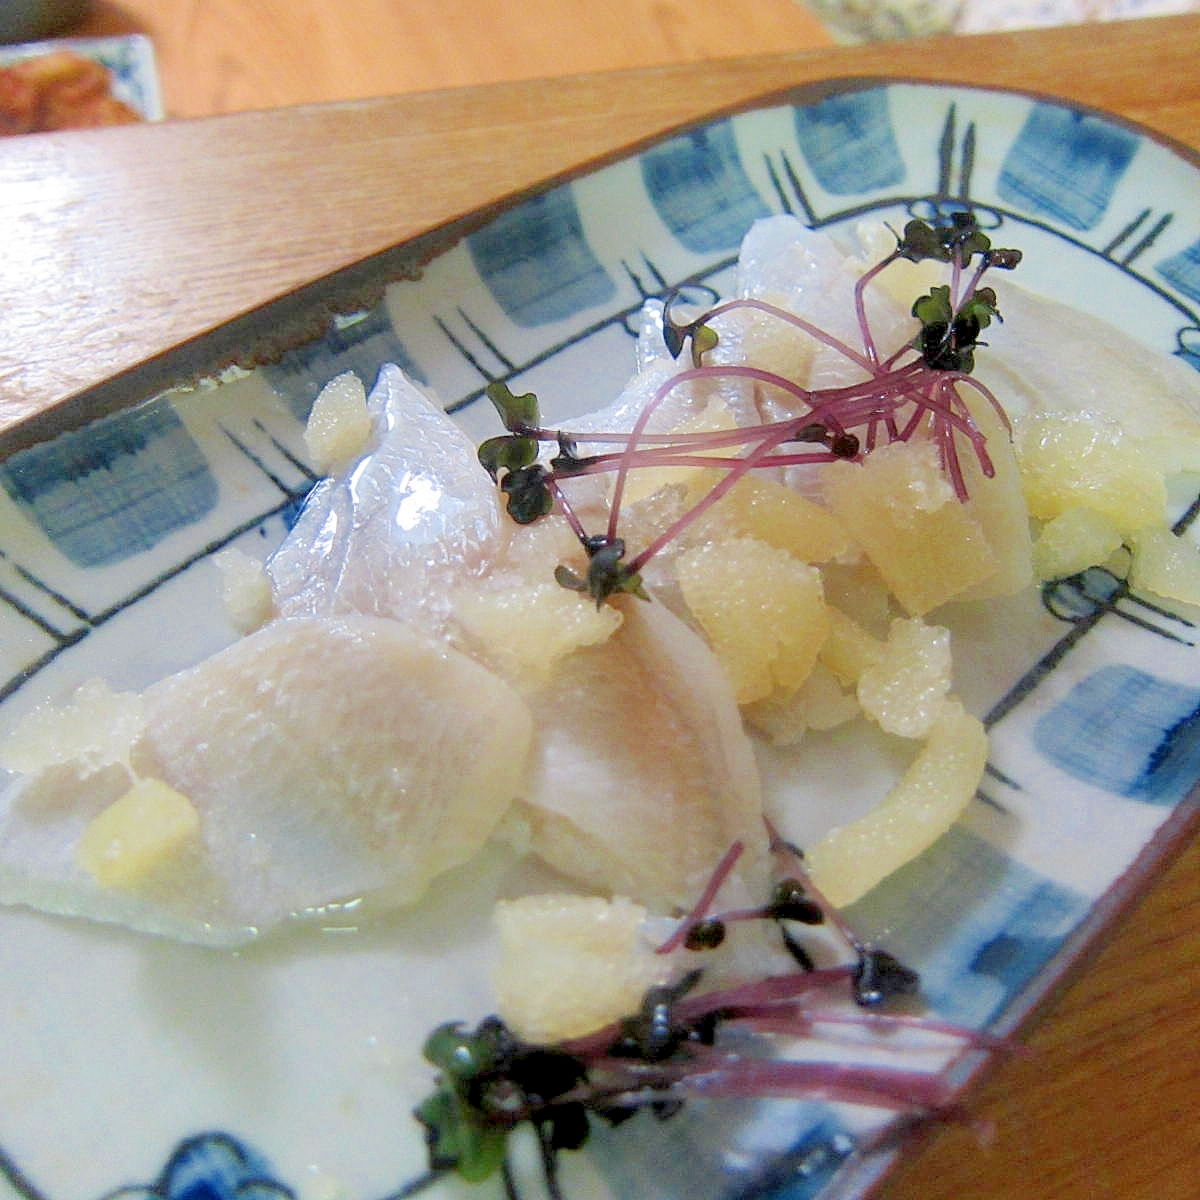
xmin=1 ymin=79 xmax=1199 ymax=1200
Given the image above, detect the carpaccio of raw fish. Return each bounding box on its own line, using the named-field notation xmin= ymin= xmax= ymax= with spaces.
xmin=0 ymin=374 xmax=768 ymax=943
xmin=2 ymin=216 xmax=1200 ymax=948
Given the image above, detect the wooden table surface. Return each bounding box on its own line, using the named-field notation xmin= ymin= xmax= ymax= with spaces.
xmin=2 ymin=9 xmax=1200 ymax=1200
xmin=71 ymin=0 xmax=834 ymax=119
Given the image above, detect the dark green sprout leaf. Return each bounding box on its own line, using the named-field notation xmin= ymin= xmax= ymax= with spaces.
xmin=913 ymin=284 xmax=1003 ymax=373
xmin=486 ymin=381 xmax=541 ymax=433
xmin=767 ymin=878 xmax=824 ymax=925
xmin=896 ymin=215 xmax=994 ymax=266
xmin=555 ymin=564 xmax=588 ymax=591
xmin=414 ymin=1087 xmax=462 ymax=1171
xmin=684 ymin=917 xmax=727 ymax=950
xmin=550 ymin=434 xmax=595 ymax=476
xmin=792 ymin=422 xmax=830 ymax=444
xmin=501 ymin=465 xmax=555 ymax=524
xmin=414 ymin=1086 xmax=508 ymax=1183
xmin=954 ymin=229 xmax=992 ymax=265
xmin=478 ymin=434 xmax=539 ymax=480
xmin=690 ymin=323 xmax=719 ymax=367
xmin=959 ymin=285 xmax=1000 ymax=330
xmin=896 ymin=218 xmax=954 ymax=263
xmin=944 ymin=210 xmax=992 ymax=264
xmin=662 ymin=284 xmax=721 ymax=362
xmin=424 ymin=1020 xmax=505 ymax=1081
xmin=911 ymin=283 xmax=954 ymax=328
xmin=555 ymin=538 xmax=648 ymax=606
xmin=985 ymin=247 xmax=1023 ymax=271
xmin=662 ymin=318 xmax=687 ymax=360
xmin=919 ymin=319 xmax=975 ymax=373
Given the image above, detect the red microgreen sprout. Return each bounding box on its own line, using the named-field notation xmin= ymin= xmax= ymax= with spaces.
xmin=554 ymin=537 xmax=649 ymax=607
xmin=662 ymin=284 xmax=722 ymax=366
xmin=402 ymin=831 xmax=1011 ymax=1199
xmin=476 ymin=214 xmax=1021 ymax=603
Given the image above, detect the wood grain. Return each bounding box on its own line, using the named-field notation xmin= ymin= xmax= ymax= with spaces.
xmin=0 ymin=14 xmax=1199 ymax=1200
xmin=879 ymin=822 xmax=1200 ymax=1200
xmin=3 ymin=14 xmax=1200 ymax=451
xmin=73 ymin=0 xmax=833 ymax=118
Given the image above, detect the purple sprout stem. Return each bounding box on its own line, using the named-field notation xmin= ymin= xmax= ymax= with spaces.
xmin=656 ymin=841 xmax=746 ymax=955
xmin=949 ymin=253 xmax=963 ymax=309
xmin=897 ymin=397 xmax=930 ymax=443
xmin=936 ymin=403 xmax=968 ymax=501
xmin=810 ymin=369 xmax=952 ymax=432
xmin=545 ymin=475 xmax=591 ymax=543
xmin=644 ymin=1054 xmax=958 ymax=1113
xmin=561 ymin=968 xmax=860 ymax=1059
xmin=766 ymin=822 xmax=865 ymax=957
xmin=881 ymin=341 xmax=921 ymax=372
xmin=625 ymin=421 xmax=801 ymax=575
xmin=607 ymin=354 xmax=835 ymax=537
xmin=549 ymin=420 xmax=819 ymax=473
xmin=800 ymin=364 xmax=928 ymax=431
xmin=604 ymin=377 xmax=679 ymax=541
xmin=539 ymin=358 xmax=929 ymax=488
xmin=702 ymin=298 xmax=877 ymax=374
xmin=852 ymin=250 xmax=901 ymax=367
xmin=955 ymin=372 xmax=1012 ymax=436
xmin=832 ymin=374 xmax=991 ymax=493
xmin=933 ymin=375 xmax=994 ymax=491
xmin=958 ymin=257 xmax=989 ymax=311
xmin=521 ymin=425 xmax=773 ymax=448
xmin=719 ymin=1004 xmax=1012 ymax=1053
xmin=671 ymin=969 xmax=857 ymax=1025
xmin=551 ymin=449 xmax=841 ymax=482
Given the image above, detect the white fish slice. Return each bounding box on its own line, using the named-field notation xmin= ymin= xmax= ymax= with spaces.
xmin=0 ymin=615 xmax=533 ymax=944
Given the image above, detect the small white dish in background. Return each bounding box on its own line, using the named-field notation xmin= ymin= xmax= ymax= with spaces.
xmin=0 ymin=33 xmax=163 ymax=122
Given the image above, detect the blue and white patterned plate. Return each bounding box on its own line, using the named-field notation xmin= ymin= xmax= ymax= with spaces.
xmin=1 ymin=79 xmax=1199 ymax=1200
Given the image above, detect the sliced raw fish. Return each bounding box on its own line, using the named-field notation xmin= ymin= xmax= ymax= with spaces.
xmin=268 ymin=364 xmax=505 ymax=631
xmin=975 ymin=284 xmax=1200 ymax=473
xmin=516 ymin=596 xmax=767 ymax=912
xmin=734 ymin=216 xmax=916 ymax=391
xmin=0 ymin=615 xmax=533 ymax=943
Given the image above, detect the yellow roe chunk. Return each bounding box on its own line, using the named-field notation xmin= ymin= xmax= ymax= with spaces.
xmin=955 ymin=391 xmax=1033 ymax=600
xmin=824 ymin=439 xmax=996 ymax=616
xmin=1032 ymin=507 xmax=1124 ymax=581
xmin=1129 ymin=527 xmax=1200 ymax=606
xmin=743 ymin=662 xmax=859 ymax=745
xmin=818 ymin=608 xmax=885 ymax=687
xmin=450 ymin=516 xmax=623 ymax=685
xmin=804 ymin=700 xmax=987 ymax=908
xmin=688 ymin=472 xmax=855 ymax=563
xmin=77 ymin=778 xmax=201 ymax=890
xmin=453 ymin=581 xmax=622 ymax=684
xmin=676 ymin=536 xmax=829 ymax=705
xmin=213 ymin=546 xmax=275 ymax=634
xmin=303 ymin=371 xmax=373 ymax=475
xmin=493 ymin=894 xmax=674 ymax=1042
xmin=857 ymin=618 xmax=952 ymax=739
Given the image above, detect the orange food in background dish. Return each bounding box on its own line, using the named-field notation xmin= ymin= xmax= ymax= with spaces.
xmin=0 ymin=50 xmax=141 ymax=135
